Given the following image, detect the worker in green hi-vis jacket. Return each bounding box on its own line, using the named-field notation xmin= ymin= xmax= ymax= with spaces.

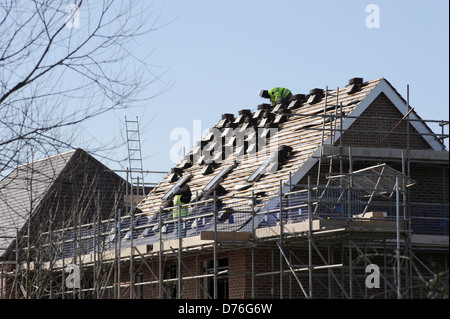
xmin=172 ymin=185 xmax=191 ymax=238
xmin=259 ymin=87 xmax=292 ymax=106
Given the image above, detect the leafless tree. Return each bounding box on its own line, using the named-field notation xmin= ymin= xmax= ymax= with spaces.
xmin=0 ymin=0 xmax=170 ymax=177
xmin=0 ymin=0 xmax=172 ymax=299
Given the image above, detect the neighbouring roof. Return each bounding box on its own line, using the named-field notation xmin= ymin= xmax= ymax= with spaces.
xmin=0 ymin=148 xmax=127 ymax=259
xmin=0 ymin=150 xmax=76 ymax=257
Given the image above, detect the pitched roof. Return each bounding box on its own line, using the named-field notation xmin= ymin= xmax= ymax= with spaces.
xmin=0 ymin=150 xmax=77 ymax=255
xmin=12 ymin=77 xmax=441 ymax=259
xmin=137 ymin=77 xmax=440 ymax=216
xmin=0 ymin=149 xmax=127 ymax=259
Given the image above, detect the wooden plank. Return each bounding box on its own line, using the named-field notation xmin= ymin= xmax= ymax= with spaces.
xmin=255 ymin=219 xmax=322 ymax=239
xmin=322 ymin=218 xmax=404 ymax=231
xmin=151 ymin=235 xmax=213 ymax=252
xmin=354 ymin=211 xmax=387 ymax=219
xmin=200 ymin=231 xmax=252 ymax=242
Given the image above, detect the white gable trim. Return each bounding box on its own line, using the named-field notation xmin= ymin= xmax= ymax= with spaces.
xmin=331 ymin=79 xmax=442 ymax=151
xmin=281 ymin=78 xmax=443 ymax=194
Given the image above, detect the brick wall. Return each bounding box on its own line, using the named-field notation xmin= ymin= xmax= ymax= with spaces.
xmin=302 ymin=92 xmax=449 ymax=236
xmin=123 ymin=242 xmax=448 ymax=299
xmin=340 ymin=93 xmax=432 ymax=150
xmin=100 ymin=92 xmax=448 ymax=300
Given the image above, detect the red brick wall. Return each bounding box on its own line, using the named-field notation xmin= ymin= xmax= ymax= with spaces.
xmin=112 ymin=92 xmax=448 ymax=300
xmin=340 ymin=93 xmax=432 ymax=150
xmin=304 ymin=92 xmax=449 ymax=235
xmin=124 ymin=244 xmax=448 ymax=299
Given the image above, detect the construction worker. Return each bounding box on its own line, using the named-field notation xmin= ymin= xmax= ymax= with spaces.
xmin=259 ymin=87 xmax=292 ymax=106
xmin=172 ymin=185 xmax=191 ymax=238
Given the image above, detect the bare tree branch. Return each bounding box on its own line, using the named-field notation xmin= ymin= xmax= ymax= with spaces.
xmin=0 ymin=0 xmax=172 ymax=176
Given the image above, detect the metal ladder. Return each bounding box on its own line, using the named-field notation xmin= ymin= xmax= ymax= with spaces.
xmin=125 ymin=116 xmax=145 ymax=197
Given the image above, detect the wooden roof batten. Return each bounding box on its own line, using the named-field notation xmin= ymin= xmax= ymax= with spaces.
xmin=141 ymin=79 xmax=371 ymax=212
xmin=134 ymin=77 xmax=444 ymax=242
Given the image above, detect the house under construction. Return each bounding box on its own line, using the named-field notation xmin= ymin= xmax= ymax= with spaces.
xmin=0 ymin=77 xmax=448 ymax=299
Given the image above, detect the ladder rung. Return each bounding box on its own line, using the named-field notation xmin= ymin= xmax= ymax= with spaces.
xmin=125 ymin=117 xmax=145 ymax=179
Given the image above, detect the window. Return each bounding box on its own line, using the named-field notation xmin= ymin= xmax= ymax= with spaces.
xmin=202 ymin=163 xmax=236 ymax=194
xmin=136 ymin=270 xmax=143 ymax=299
xmin=162 ymin=173 xmax=192 ymax=201
xmin=204 ymin=258 xmax=229 ymax=299
xmin=246 ymin=157 xmax=271 ymax=183
xmin=246 ymin=146 xmax=292 ymax=182
xmin=164 ymin=264 xmax=178 ymax=299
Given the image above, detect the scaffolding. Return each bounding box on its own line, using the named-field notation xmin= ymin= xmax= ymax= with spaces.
xmin=1 ymin=88 xmax=448 ymax=299
xmin=1 ymin=151 xmax=447 ymax=299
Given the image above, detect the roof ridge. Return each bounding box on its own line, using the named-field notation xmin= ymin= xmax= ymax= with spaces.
xmin=16 ymin=149 xmax=77 ymax=170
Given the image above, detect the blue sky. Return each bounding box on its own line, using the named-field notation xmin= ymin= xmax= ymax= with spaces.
xmin=81 ymin=0 xmax=449 ymax=184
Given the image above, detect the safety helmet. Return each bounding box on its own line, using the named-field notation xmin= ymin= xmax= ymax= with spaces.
xmin=259 ymin=89 xmax=269 ymax=98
